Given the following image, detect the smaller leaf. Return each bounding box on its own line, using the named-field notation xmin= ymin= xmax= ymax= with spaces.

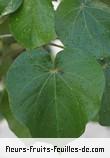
xmin=0 ymin=91 xmax=31 ymax=137
xmin=10 ymin=0 xmax=56 ymax=48
xmin=0 ymin=0 xmax=23 ymax=17
xmin=56 ymin=0 xmax=110 ymax=58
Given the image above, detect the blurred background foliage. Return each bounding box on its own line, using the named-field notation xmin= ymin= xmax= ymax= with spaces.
xmin=0 ymin=16 xmax=31 ymax=137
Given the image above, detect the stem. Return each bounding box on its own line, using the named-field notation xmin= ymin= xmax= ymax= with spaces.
xmin=0 ymin=34 xmax=13 ymax=39
xmin=49 ymin=43 xmax=64 ymax=49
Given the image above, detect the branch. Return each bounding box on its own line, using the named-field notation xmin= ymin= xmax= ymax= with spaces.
xmin=0 ymin=34 xmax=13 ymax=39
xmin=49 ymin=43 xmax=64 ymax=49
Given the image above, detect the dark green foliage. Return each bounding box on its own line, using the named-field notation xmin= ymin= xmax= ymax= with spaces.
xmin=0 ymin=0 xmax=110 ymax=138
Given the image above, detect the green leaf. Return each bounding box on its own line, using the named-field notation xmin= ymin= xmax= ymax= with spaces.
xmin=10 ymin=0 xmax=56 ymax=48
xmin=56 ymin=0 xmax=110 ymax=58
xmin=0 ymin=0 xmax=23 ymax=17
xmin=0 ymin=91 xmax=31 ymax=137
xmin=99 ymin=66 xmax=110 ymax=126
xmin=6 ymin=48 xmax=104 ymax=138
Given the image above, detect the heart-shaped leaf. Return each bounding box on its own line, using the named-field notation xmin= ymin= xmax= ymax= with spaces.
xmin=10 ymin=0 xmax=56 ymax=48
xmin=6 ymin=48 xmax=105 ymax=137
xmin=56 ymin=0 xmax=110 ymax=58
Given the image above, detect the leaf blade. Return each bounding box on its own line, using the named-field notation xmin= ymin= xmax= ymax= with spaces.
xmin=10 ymin=0 xmax=56 ymax=48
xmin=56 ymin=0 xmax=110 ymax=58
xmin=6 ymin=48 xmax=105 ymax=137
